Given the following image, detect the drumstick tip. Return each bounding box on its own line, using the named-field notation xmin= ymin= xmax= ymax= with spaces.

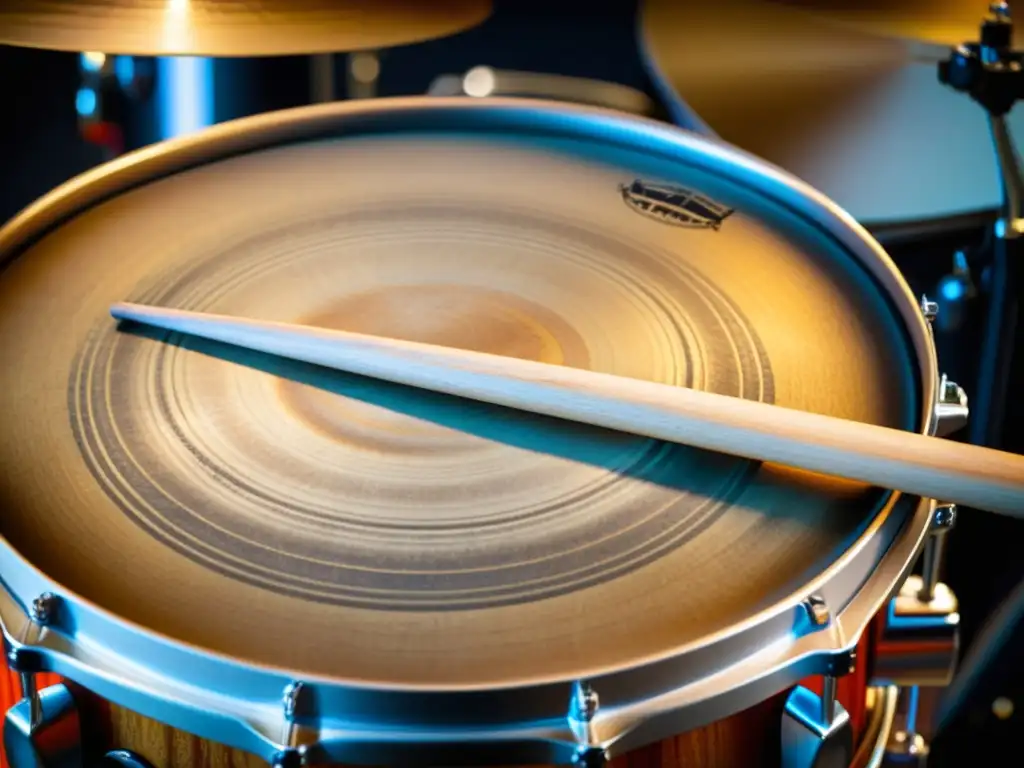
xmin=110 ymin=301 xmax=146 ymax=321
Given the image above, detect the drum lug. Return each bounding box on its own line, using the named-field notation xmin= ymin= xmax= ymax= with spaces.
xmin=272 ymin=682 xmax=310 ymax=768
xmin=919 ymin=295 xmax=969 ymax=437
xmin=919 ymin=295 xmax=939 ymax=323
xmin=780 ymin=684 xmax=853 ymax=768
xmin=933 ymin=375 xmax=969 ymax=437
xmin=781 ymin=596 xmax=856 ymax=767
xmin=3 ymin=682 xmax=84 ymax=768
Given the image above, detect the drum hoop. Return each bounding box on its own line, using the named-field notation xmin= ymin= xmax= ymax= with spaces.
xmin=0 ymin=96 xmax=940 ymax=763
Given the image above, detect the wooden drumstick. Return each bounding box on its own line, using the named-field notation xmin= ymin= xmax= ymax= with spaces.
xmin=110 ymin=301 xmax=1024 ymax=519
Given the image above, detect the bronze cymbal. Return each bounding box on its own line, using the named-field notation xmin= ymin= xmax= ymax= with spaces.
xmin=638 ymin=0 xmax=1024 ymax=225
xmin=771 ymin=0 xmax=1001 ymax=49
xmin=0 ymin=0 xmax=492 ymax=57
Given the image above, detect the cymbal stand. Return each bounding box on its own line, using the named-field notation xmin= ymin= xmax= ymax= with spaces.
xmin=939 ymin=1 xmax=1024 ymax=450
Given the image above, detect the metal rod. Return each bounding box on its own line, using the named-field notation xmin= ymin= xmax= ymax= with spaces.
xmin=991 ymin=115 xmax=1024 ymax=229
xmin=967 ymin=116 xmax=1024 ymax=448
xmin=918 ymin=534 xmax=947 ymax=602
xmin=904 ymin=686 xmax=920 ymax=739
xmin=19 ymin=672 xmax=41 ymax=731
xmin=821 ymin=676 xmax=837 ymax=727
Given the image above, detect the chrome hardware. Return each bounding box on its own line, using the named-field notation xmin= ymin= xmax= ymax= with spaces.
xmin=871 ymin=576 xmax=960 ymax=689
xmin=281 ymin=681 xmax=305 ymax=745
xmin=568 ymin=682 xmax=606 ymax=767
xmin=920 ymin=295 xmax=970 ymax=438
xmin=881 ymin=687 xmax=929 ymax=767
xmin=3 ymin=683 xmax=83 ymax=768
xmin=803 ymin=595 xmax=830 ymax=628
xmin=781 ymin=685 xmax=853 ymax=768
xmin=273 ymin=682 xmax=308 ymax=768
xmin=782 ymin=596 xmax=857 ymax=768
xmin=3 ymin=593 xmax=81 ymax=768
xmin=30 ymin=594 xmax=58 ymax=626
xmin=920 ymin=504 xmax=957 ymax=602
xmin=933 ymin=376 xmax=969 ymax=437
xmin=919 ymin=295 xmax=939 ymax=323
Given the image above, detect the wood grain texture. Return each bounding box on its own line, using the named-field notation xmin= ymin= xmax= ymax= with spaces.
xmin=110 ymin=301 xmax=1024 ymax=518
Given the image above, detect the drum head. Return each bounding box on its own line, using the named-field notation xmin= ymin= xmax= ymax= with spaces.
xmin=0 ymin=100 xmax=922 ymax=688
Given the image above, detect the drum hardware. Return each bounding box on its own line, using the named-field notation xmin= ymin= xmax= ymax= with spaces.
xmin=869 ymin=500 xmax=960 ymax=767
xmin=780 ymin=600 xmax=856 ymax=768
xmin=567 ymin=682 xmax=605 ymax=767
xmin=919 ymin=297 xmax=970 ymax=438
xmin=938 ymin=1 xmax=1024 ymax=449
xmin=880 ymin=691 xmax=929 ymax=768
xmin=3 ymin=593 xmax=82 ymax=768
xmin=274 ymin=682 xmax=307 ymax=768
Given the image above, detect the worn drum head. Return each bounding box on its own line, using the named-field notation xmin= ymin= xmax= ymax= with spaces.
xmin=0 ymin=100 xmax=932 ymax=740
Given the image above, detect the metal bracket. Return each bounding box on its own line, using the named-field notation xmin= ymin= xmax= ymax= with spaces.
xmin=781 ymin=685 xmax=853 ymax=768
xmin=933 ymin=375 xmax=969 ymax=437
xmin=3 ymin=683 xmax=83 ymax=768
xmin=870 ymin=575 xmax=960 ymax=689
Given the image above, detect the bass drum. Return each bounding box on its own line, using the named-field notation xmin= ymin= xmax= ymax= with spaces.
xmin=0 ymin=98 xmax=941 ymax=768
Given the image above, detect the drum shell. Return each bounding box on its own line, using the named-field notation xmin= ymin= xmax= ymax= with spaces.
xmin=0 ymin=631 xmax=872 ymax=768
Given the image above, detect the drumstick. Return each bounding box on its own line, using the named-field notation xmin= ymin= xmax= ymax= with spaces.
xmin=110 ymin=301 xmax=1024 ymax=519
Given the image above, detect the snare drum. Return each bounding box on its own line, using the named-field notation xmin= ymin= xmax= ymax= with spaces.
xmin=0 ymin=98 xmax=956 ymax=768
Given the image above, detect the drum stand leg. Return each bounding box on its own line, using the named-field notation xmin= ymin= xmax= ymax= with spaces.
xmin=939 ymin=1 xmax=1024 ymax=450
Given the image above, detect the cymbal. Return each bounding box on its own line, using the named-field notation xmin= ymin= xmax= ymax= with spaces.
xmin=772 ymin=1 xmax=1001 ymax=49
xmin=638 ymin=0 xmax=1024 ymax=224
xmin=0 ymin=0 xmax=493 ymax=57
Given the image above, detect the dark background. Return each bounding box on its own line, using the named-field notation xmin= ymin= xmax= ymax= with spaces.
xmin=1 ymin=1 xmax=1021 ymax=764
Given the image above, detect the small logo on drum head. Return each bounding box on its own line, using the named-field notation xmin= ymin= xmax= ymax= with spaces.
xmin=620 ymin=180 xmax=734 ymax=230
